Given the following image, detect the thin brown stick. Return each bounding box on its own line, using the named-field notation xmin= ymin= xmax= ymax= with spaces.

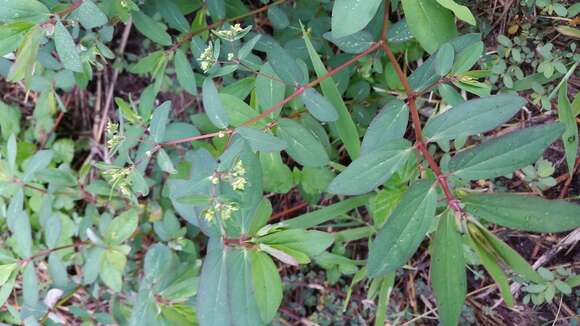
xmin=95 ymin=17 xmax=133 ymax=144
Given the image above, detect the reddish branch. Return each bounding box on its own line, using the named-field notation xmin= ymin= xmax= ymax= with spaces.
xmin=20 ymin=241 xmax=90 ymax=266
xmin=169 ymin=0 xmax=288 ymax=52
xmin=378 ymin=3 xmax=463 ymax=216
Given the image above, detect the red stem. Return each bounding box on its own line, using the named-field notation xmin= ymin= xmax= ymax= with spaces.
xmin=379 ymin=2 xmax=462 ymax=216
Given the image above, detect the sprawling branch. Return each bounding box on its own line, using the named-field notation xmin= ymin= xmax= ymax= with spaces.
xmin=379 ymin=2 xmax=463 ymax=217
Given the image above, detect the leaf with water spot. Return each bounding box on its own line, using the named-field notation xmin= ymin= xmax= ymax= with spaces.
xmin=54 ymin=20 xmax=83 ymax=72
xmin=367 ymin=181 xmax=436 ymax=277
xmin=331 ymin=0 xmax=382 ymax=38
xmin=328 ymin=140 xmax=412 ymax=196
xmin=300 ymin=88 xmax=338 ymax=122
xmin=276 ymin=118 xmax=329 ymax=167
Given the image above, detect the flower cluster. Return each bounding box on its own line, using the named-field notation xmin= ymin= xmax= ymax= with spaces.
xmin=101 ymin=166 xmax=133 ymax=197
xmin=201 ymin=200 xmax=239 ymax=222
xmin=226 ymin=160 xmax=247 ymax=191
xmin=197 ymin=42 xmax=216 ymax=72
xmin=212 ymin=24 xmax=249 ymax=42
xmin=105 ymin=121 xmax=124 ymax=152
xmin=207 ymin=160 xmax=247 ymax=191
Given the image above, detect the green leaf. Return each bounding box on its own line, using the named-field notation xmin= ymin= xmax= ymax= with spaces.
xmin=44 ymin=216 xmax=61 ymax=248
xmin=0 ymin=271 xmax=16 ymax=308
xmin=0 ymin=264 xmax=17 ymax=287
xmin=220 ymin=93 xmax=269 ymax=129
xmin=7 ymin=133 xmax=17 ymax=174
xmin=248 ymin=198 xmax=273 ymax=236
xmin=256 ymin=62 xmax=285 ymax=118
xmin=267 ymin=44 xmax=305 ymax=85
xmin=300 ymin=88 xmax=338 ymax=122
xmin=328 ymin=140 xmax=412 ymax=196
xmin=467 ymin=225 xmax=514 ymax=306
xmin=323 ymin=30 xmax=374 ymax=54
xmin=430 ymin=211 xmax=466 ymax=326
xmin=197 ymin=240 xmax=263 ymax=326
xmin=452 ymin=41 xmax=484 ymax=73
xmin=374 ymin=273 xmax=395 ymax=326
xmin=174 ymin=49 xmax=197 ymax=96
xmin=282 ymin=195 xmax=371 ymax=229
xmin=54 ymin=20 xmax=83 ymax=72
xmin=157 ymin=148 xmax=177 ymax=174
xmin=331 ymin=0 xmax=382 ymax=38
xmin=22 ymin=149 xmax=53 ymax=182
xmin=250 ymin=251 xmax=283 ymax=324
xmin=434 ymin=43 xmax=455 ymax=77
xmin=259 ymin=152 xmax=293 ymax=193
xmin=206 ymin=0 xmax=225 ymax=20
xmin=464 ymin=193 xmax=580 ymax=232
xmin=556 ymin=25 xmax=580 ymax=39
xmin=0 ymin=22 xmax=31 ymax=56
xmin=22 ymin=262 xmax=38 ymax=307
xmin=70 ymin=0 xmax=108 ymax=29
xmin=424 ymin=95 xmax=525 ymax=141
xmin=100 ymin=250 xmax=124 ymax=292
xmin=202 ymin=78 xmax=229 ymax=129
xmin=276 ymin=118 xmax=329 ymax=167
xmin=558 ymin=83 xmax=578 ymax=172
xmin=132 ymin=10 xmax=172 ymax=46
xmin=361 ymin=99 xmax=409 ymax=155
xmin=104 ymin=209 xmax=138 ymax=244
xmin=236 ymin=126 xmax=286 ymax=152
xmin=401 ymin=0 xmax=458 ymax=53
xmin=474 ymin=224 xmax=544 ymax=284
xmin=369 ymin=187 xmax=406 ymax=226
xmin=367 ymin=181 xmax=437 ymax=277
xmin=149 ymin=101 xmax=172 ymax=143
xmin=435 ymin=0 xmax=476 ymax=25
xmin=303 ymin=28 xmax=361 ymax=160
xmin=258 ymin=229 xmax=334 ymax=258
xmin=449 ymin=123 xmax=565 ymax=180
xmin=155 ymin=0 xmax=189 ymax=33
xmin=7 ymin=26 xmax=42 ymax=82
xmin=0 ymin=0 xmax=49 ymax=24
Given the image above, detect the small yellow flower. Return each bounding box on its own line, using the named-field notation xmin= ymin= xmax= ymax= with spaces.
xmin=231 ymin=177 xmax=247 ymax=191
xmin=198 ymin=43 xmax=215 ymax=73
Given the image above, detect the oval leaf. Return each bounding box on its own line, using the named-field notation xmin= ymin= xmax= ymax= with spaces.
xmin=434 ymin=43 xmax=455 ymax=76
xmin=401 ymin=0 xmax=458 ymax=53
xmin=250 ymin=251 xmax=283 ymax=324
xmin=361 ymin=99 xmax=409 ymax=155
xmin=236 ymin=126 xmax=286 ymax=152
xmin=54 ymin=21 xmax=82 ymax=72
xmin=423 ymin=95 xmax=525 ymax=141
xmin=174 ymin=49 xmax=197 ymax=96
xmin=300 ymin=88 xmax=338 ymax=122
xmin=331 ymin=0 xmax=382 ymax=38
xmin=449 ymin=123 xmax=565 ymax=180
xmin=367 ymin=180 xmax=437 ymax=277
xmin=464 ymin=193 xmax=580 ymax=232
xmin=431 ymin=210 xmax=466 ymax=326
xmin=328 ymin=140 xmax=412 ymax=196
xmin=202 ymin=78 xmax=229 ymax=129
xmin=276 ymin=118 xmax=329 ymax=167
